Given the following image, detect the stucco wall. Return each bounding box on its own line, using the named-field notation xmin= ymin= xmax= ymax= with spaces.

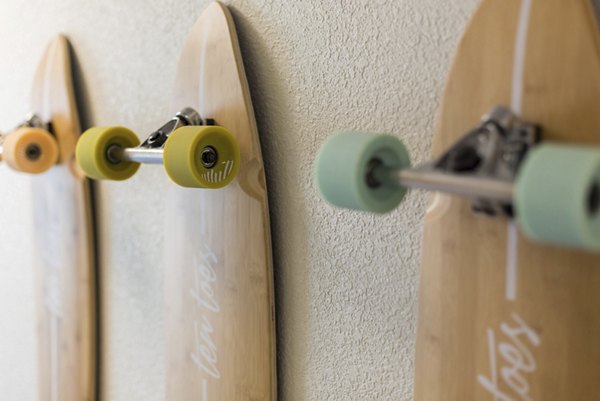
xmin=0 ymin=0 xmax=478 ymax=400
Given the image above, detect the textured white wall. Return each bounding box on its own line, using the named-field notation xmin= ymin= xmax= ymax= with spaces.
xmin=0 ymin=0 xmax=478 ymax=400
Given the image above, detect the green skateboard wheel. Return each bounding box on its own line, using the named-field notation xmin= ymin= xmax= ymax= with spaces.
xmin=163 ymin=125 xmax=240 ymax=188
xmin=76 ymin=126 xmax=141 ymax=180
xmin=515 ymin=143 xmax=600 ymax=250
xmin=315 ymin=132 xmax=410 ymax=213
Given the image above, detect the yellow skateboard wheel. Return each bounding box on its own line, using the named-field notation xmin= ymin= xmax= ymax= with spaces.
xmin=76 ymin=126 xmax=140 ymax=181
xmin=3 ymin=127 xmax=59 ymax=174
xmin=164 ymin=126 xmax=240 ymax=188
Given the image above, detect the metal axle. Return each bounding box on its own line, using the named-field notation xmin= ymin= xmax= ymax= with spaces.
xmin=393 ymin=168 xmax=514 ymax=203
xmin=109 ymin=146 xmax=164 ymax=164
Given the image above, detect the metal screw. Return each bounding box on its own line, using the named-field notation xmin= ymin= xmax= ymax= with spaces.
xmin=106 ymin=144 xmax=122 ymax=164
xmin=201 ymin=146 xmax=218 ymax=168
xmin=147 ymin=131 xmax=162 ymax=145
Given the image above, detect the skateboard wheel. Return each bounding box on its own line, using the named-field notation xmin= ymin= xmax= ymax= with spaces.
xmin=3 ymin=127 xmax=59 ymax=174
xmin=315 ymin=132 xmax=410 ymax=213
xmin=76 ymin=126 xmax=140 ymax=180
xmin=515 ymin=144 xmax=600 ymax=250
xmin=163 ymin=125 xmax=240 ymax=188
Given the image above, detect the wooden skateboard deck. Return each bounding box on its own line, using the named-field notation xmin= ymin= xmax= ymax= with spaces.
xmin=164 ymin=3 xmax=276 ymax=400
xmin=29 ymin=36 xmax=96 ymax=401
xmin=415 ymin=1 xmax=600 ymax=400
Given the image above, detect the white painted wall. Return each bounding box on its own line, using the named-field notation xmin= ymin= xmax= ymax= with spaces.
xmin=0 ymin=0 xmax=478 ymax=400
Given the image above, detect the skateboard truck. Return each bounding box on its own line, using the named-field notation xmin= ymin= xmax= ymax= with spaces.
xmin=316 ymin=106 xmax=600 ymax=250
xmin=0 ymin=113 xmax=59 ymax=173
xmin=19 ymin=113 xmax=48 ymax=130
xmin=76 ymin=107 xmax=241 ymax=188
xmin=379 ymin=106 xmax=540 ymax=217
xmin=105 ymin=107 xmax=208 ymax=165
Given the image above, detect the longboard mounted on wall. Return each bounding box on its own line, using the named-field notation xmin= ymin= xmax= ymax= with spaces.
xmin=315 ymin=0 xmax=600 ymax=400
xmin=0 ymin=35 xmax=96 ymax=401
xmin=75 ymin=2 xmax=276 ymax=400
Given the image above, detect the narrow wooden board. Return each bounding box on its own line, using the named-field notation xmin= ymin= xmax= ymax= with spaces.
xmin=415 ymin=1 xmax=600 ymax=400
xmin=29 ymin=35 xmax=96 ymax=401
xmin=164 ymin=2 xmax=276 ymax=400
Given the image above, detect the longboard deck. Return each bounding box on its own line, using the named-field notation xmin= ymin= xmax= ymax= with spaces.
xmin=30 ymin=36 xmax=96 ymax=401
xmin=415 ymin=1 xmax=600 ymax=400
xmin=164 ymin=3 xmax=276 ymax=400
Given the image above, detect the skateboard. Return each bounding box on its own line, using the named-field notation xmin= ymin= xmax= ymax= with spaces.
xmin=316 ymin=0 xmax=600 ymax=400
xmin=75 ymin=2 xmax=276 ymax=400
xmin=0 ymin=36 xmax=96 ymax=401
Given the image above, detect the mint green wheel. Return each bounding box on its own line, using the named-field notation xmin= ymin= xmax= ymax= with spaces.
xmin=315 ymin=132 xmax=410 ymax=213
xmin=515 ymin=144 xmax=600 ymax=250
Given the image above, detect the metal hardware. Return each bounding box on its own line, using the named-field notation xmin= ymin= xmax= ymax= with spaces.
xmin=370 ymin=106 xmax=540 ymax=217
xmin=21 ymin=113 xmax=48 ymax=130
xmin=106 ymin=107 xmax=212 ymax=165
xmin=200 ymin=146 xmax=218 ymax=168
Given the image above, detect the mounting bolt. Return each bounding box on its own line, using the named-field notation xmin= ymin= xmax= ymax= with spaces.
xmin=147 ymin=131 xmax=163 ymax=145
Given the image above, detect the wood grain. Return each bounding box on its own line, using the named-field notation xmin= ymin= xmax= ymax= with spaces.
xmin=164 ymin=2 xmax=276 ymax=400
xmin=29 ymin=35 xmax=96 ymax=401
xmin=415 ymin=1 xmax=600 ymax=400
